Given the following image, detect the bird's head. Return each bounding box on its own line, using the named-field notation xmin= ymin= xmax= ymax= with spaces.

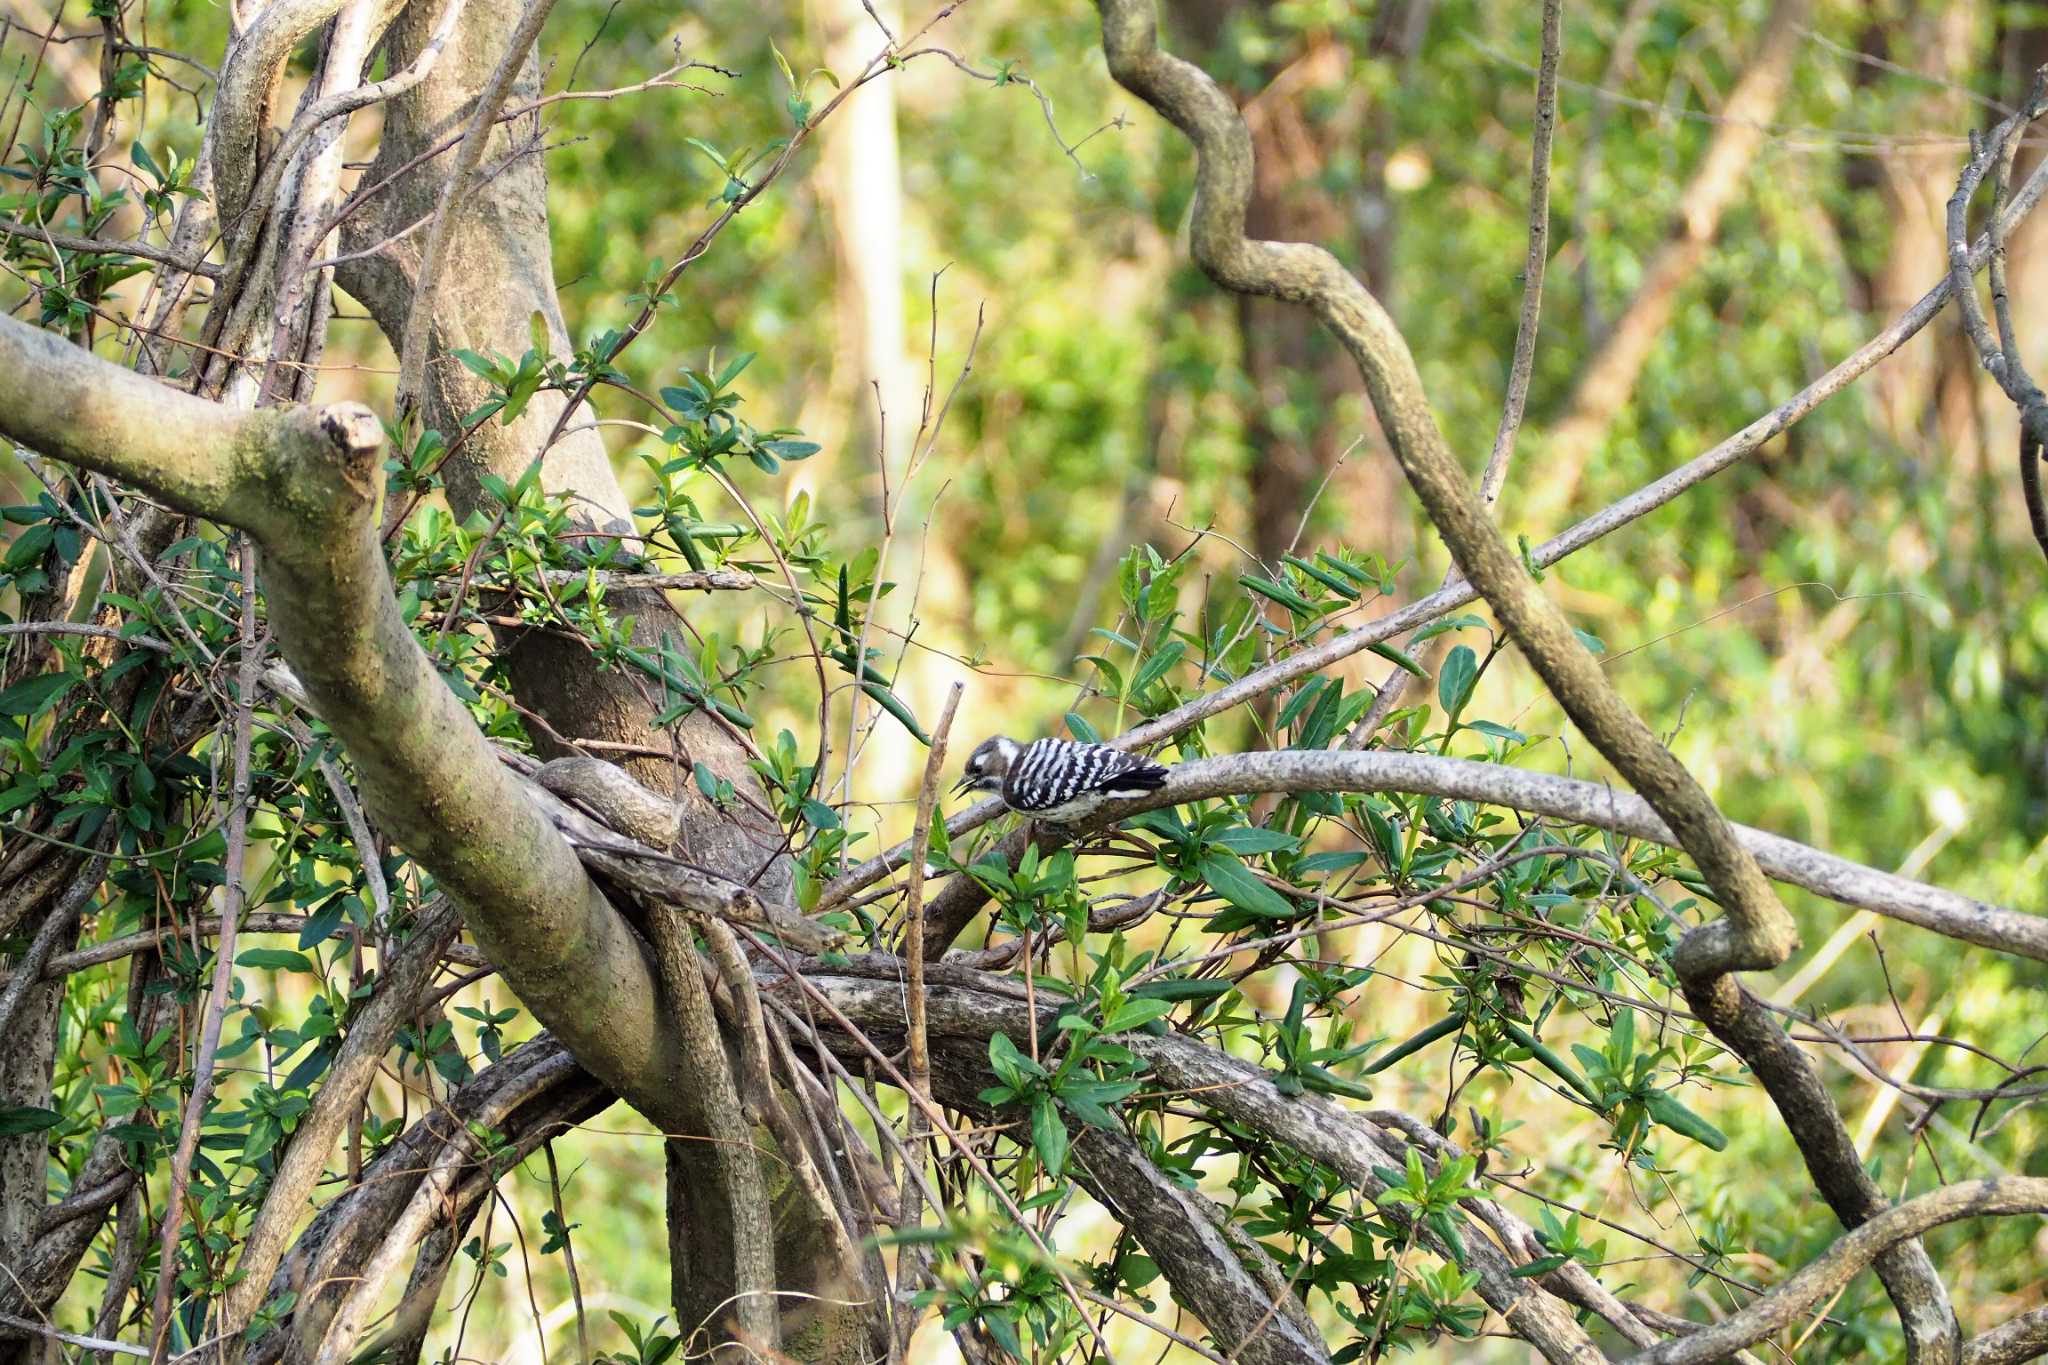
xmin=953 ymin=735 xmax=1020 ymax=796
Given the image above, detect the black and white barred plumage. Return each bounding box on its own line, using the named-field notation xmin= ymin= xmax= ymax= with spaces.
xmin=953 ymin=735 xmax=1170 ymax=824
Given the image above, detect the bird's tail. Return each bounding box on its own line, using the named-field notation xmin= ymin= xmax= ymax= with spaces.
xmin=1115 ymin=764 xmax=1170 ymax=792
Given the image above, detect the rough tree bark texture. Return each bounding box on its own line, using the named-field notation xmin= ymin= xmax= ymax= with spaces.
xmin=332 ymin=0 xmax=790 ymax=895
xmin=0 ymin=293 xmax=869 ymax=1359
xmin=321 ymin=1 xmax=887 ymax=1350
xmin=6 ymin=2 xmax=2046 ymax=1358
xmin=1089 ymin=1 xmax=1962 ymax=1357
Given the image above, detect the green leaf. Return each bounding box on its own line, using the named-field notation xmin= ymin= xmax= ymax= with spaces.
xmin=298 ymin=899 xmax=345 ymax=950
xmin=871 ymin=1225 xmax=956 ymax=1247
xmin=1368 ymin=642 xmax=1428 ymax=678
xmin=1511 ymin=1254 xmax=1572 ymax=1278
xmin=1412 ymin=614 xmax=1486 ymax=644
xmin=709 ymin=697 xmax=756 ymax=729
xmin=984 ymin=1313 xmax=1024 ymax=1358
xmin=1101 ymin=998 xmax=1174 ymax=1034
xmin=1498 ymin=1021 xmax=1603 ymax=1107
xmin=1281 ymin=554 xmax=1360 ymax=600
xmin=0 ymin=672 xmax=75 ymax=717
xmin=1128 ymin=977 xmax=1233 ymax=1003
xmin=1198 ymin=853 xmax=1296 ymax=920
xmin=860 ymin=682 xmax=930 ymax=744
xmin=682 ymin=137 xmax=729 ymax=172
xmin=1079 ymin=654 xmax=1126 ymax=697
xmin=237 ymin=948 xmax=315 ymax=974
xmin=1030 ymin=1095 xmax=1069 ymax=1177
xmin=988 ymin=1032 xmax=1043 ymax=1089
xmin=1300 ymin=1063 xmax=1374 ymax=1102
xmin=1240 ymin=574 xmax=1319 ymax=616
xmin=1207 ymin=826 xmax=1299 ymax=856
xmin=1057 ymin=1079 xmax=1139 ymax=1128
xmin=2 ymin=521 xmax=53 ymax=573
xmin=450 ymin=348 xmax=501 ymax=380
xmin=1129 ymin=641 xmax=1186 ymax=696
xmin=0 ymin=1105 xmax=62 ymax=1135
xmin=1438 ymin=645 xmax=1478 ymax=721
xmin=1276 ymin=677 xmax=1327 ymax=731
xmin=1364 ymin=1014 xmax=1464 ymax=1074
xmin=1644 ymin=1090 xmax=1728 ymax=1151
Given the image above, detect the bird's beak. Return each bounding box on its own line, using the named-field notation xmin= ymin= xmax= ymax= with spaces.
xmin=950 ymin=774 xmax=973 ymax=797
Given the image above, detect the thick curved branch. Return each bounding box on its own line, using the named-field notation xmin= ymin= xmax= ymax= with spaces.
xmin=216 ymin=904 xmax=463 ymax=1340
xmin=0 ymin=320 xmax=309 ymax=526
xmin=391 ymin=0 xmax=556 ymax=408
xmin=333 ymin=0 xmax=788 ymax=893
xmin=0 ymin=313 xmax=689 ymax=1130
xmin=1964 ymin=1306 xmax=2048 ymax=1365
xmin=207 ymin=0 xmax=356 ymax=230
xmin=801 ymin=970 xmax=1607 ymax=1364
xmin=0 ymin=219 xmax=222 ymax=276
xmin=248 ymin=1037 xmax=605 ymax=1363
xmin=1615 ymin=1179 xmax=2048 ymax=1365
xmin=823 ymin=144 xmax=2048 ymax=917
xmin=1095 ymin=0 xmax=1791 ymax=979
xmin=920 ymin=751 xmax=2041 ymax=962
xmin=1074 ymin=1129 xmax=1330 ymax=1365
xmin=1088 ymin=8 xmax=1961 ymax=1355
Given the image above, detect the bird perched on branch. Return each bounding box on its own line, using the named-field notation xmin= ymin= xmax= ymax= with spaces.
xmin=954 ymin=735 xmax=1169 ymax=827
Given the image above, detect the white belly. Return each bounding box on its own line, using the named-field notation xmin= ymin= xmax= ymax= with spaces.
xmin=1025 ymin=789 xmax=1141 ymax=823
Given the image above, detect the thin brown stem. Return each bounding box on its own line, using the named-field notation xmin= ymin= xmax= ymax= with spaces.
xmin=148 ymin=540 xmax=259 ymax=1363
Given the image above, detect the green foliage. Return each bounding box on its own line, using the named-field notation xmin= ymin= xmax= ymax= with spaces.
xmin=4 ymin=2 xmax=2046 ymax=1360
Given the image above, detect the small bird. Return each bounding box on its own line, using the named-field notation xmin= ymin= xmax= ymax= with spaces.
xmin=953 ymin=735 xmax=1170 ymax=826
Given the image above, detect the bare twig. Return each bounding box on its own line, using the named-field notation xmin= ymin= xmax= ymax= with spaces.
xmin=821 ymin=129 xmax=2048 ymax=930
xmin=1616 ymin=1179 xmax=2048 ymax=1365
xmin=392 ymin=0 xmax=557 ymax=409
xmin=149 ymin=540 xmax=260 ymax=1363
xmin=1944 ymin=67 xmax=2048 ymax=564
xmin=0 ymin=911 xmax=484 ymax=986
xmin=904 ymin=681 xmax=964 ymax=1104
xmin=1345 ymin=0 xmax=1561 ymax=748
xmin=895 ymin=678 xmax=963 ymax=1303
xmin=0 ymin=854 xmax=106 ymax=1038
xmin=542 ymin=1143 xmax=590 ymax=1365
xmin=1529 ymin=0 xmax=1811 ymax=523
xmin=0 ymin=1312 xmax=148 ymax=1359
xmin=0 ymin=218 xmax=220 ymax=276
xmin=1091 ymin=12 xmax=1969 ymax=1352
xmin=0 ymin=620 xmax=172 ymax=651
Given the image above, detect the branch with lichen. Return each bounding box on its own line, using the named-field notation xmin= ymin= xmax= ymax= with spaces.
xmin=1086 ymin=1 xmax=1963 ymax=1355
xmin=0 ymin=313 xmax=686 ymax=1130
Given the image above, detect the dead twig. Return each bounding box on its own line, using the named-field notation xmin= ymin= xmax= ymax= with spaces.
xmin=148 ymin=539 xmax=260 ymax=1363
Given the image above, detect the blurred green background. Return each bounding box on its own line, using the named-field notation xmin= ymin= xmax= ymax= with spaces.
xmin=8 ymin=0 xmax=2048 ymax=1357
